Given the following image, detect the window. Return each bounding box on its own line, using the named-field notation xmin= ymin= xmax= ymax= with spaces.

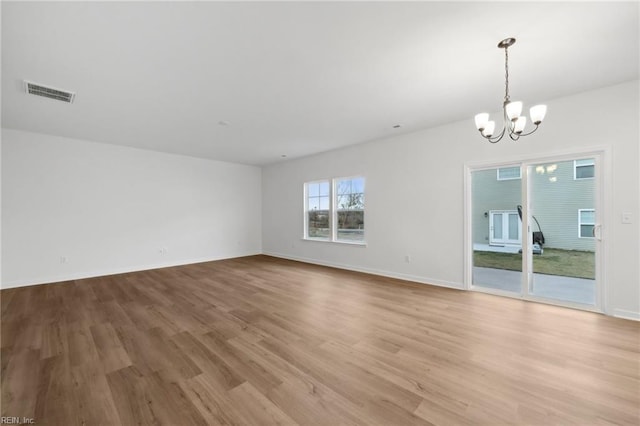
xmin=574 ymin=159 xmax=595 ymax=180
xmin=579 ymin=209 xmax=595 ymax=238
xmin=335 ymin=177 xmax=365 ymax=242
xmin=497 ymin=166 xmax=521 ymax=180
xmin=306 ymin=181 xmax=330 ymax=239
xmin=304 ymin=176 xmax=365 ymax=243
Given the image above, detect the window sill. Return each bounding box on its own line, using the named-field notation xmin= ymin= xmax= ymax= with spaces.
xmin=301 ymin=238 xmax=367 ymax=247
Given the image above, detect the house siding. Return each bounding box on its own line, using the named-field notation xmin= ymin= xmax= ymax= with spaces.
xmin=530 ymin=159 xmax=595 ymax=251
xmin=472 ymin=168 xmax=521 ymax=246
xmin=472 ymin=160 xmax=595 ymax=251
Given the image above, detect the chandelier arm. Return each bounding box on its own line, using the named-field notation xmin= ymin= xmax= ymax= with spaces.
xmin=481 ymin=126 xmax=507 ymax=144
xmin=515 ymin=124 xmax=540 ymax=137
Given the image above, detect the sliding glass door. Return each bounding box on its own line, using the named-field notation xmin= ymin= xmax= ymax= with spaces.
xmin=528 ymin=158 xmax=597 ymax=305
xmin=467 ymin=152 xmax=603 ymax=310
xmin=471 ymin=166 xmax=522 ymax=294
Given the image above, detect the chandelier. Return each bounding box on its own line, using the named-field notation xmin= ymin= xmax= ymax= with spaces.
xmin=474 ymin=38 xmax=547 ymax=143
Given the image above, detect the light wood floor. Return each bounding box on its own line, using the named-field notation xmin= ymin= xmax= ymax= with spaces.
xmin=2 ymin=255 xmax=639 ymax=425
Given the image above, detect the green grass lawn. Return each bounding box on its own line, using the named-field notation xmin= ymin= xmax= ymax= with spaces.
xmin=473 ymin=248 xmax=595 ymax=279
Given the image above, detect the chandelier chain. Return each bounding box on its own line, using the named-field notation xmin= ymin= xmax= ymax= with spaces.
xmin=504 ymin=46 xmax=510 ymax=104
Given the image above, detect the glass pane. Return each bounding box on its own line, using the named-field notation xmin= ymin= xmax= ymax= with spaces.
xmin=576 ymin=165 xmax=594 ymax=179
xmin=335 ymin=179 xmax=348 ymax=195
xmin=580 ymin=224 xmax=594 ymax=238
xmin=308 ymin=183 xmax=319 ymax=197
xmin=319 ymin=196 xmax=329 ymax=210
xmin=307 ymin=210 xmax=329 ymax=239
xmin=334 ymin=177 xmax=365 ymax=241
xmin=308 ymin=197 xmax=320 ymax=211
xmin=493 ymin=213 xmax=503 ymax=239
xmin=508 ymin=214 xmax=519 ymax=239
xmin=471 ymin=168 xmax=522 ymax=293
xmin=580 ymin=210 xmax=595 ymax=223
xmin=336 ymin=210 xmax=364 ymax=242
xmin=529 ymin=159 xmax=596 ymax=305
xmin=336 ymin=194 xmax=349 ymax=209
xmin=352 ymin=177 xmax=365 ymax=193
xmin=319 ymin=181 xmax=330 ymax=196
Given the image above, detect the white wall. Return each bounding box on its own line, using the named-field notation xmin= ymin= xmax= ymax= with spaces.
xmin=262 ymin=80 xmax=640 ymax=320
xmin=1 ymin=129 xmax=262 ymax=288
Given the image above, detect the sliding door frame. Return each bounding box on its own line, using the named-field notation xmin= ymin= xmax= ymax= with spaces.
xmin=464 ymin=146 xmax=611 ymax=314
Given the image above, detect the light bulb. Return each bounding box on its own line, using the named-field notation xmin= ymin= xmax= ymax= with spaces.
xmin=474 ymin=113 xmax=489 ymax=131
xmin=514 ymin=116 xmax=527 ymax=134
xmin=505 ymin=101 xmax=523 ymax=121
xmin=530 ymin=105 xmax=547 ymax=125
xmin=482 ymin=121 xmax=495 ymax=137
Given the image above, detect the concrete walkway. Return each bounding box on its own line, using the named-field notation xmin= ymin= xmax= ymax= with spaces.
xmin=473 ymin=267 xmax=596 ymax=305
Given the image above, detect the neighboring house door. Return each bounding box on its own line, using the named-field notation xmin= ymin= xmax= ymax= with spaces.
xmin=489 ymin=210 xmax=521 ymax=246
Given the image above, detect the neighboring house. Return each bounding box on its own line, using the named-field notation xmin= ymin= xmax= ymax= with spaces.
xmin=472 ymin=159 xmax=596 ymax=252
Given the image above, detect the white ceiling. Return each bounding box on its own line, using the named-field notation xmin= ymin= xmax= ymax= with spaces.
xmin=2 ymin=1 xmax=638 ymax=166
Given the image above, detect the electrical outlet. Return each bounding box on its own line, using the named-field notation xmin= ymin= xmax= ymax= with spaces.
xmin=405 ymin=255 xmax=411 ymax=263
xmin=60 ymin=256 xmax=68 ymax=264
xmin=622 ymin=212 xmax=632 ymax=224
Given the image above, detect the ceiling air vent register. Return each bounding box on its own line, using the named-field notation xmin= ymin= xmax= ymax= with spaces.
xmin=24 ymin=80 xmax=75 ymax=103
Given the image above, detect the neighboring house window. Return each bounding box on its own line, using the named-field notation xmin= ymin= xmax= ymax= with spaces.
xmin=497 ymin=166 xmax=521 ymax=180
xmin=306 ymin=180 xmax=330 ymax=240
xmin=304 ymin=176 xmax=365 ymax=243
xmin=574 ymin=159 xmax=595 ymax=180
xmin=579 ymin=209 xmax=595 ymax=238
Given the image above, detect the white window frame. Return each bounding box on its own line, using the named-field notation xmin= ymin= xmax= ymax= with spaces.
xmin=497 ymin=166 xmax=522 ymax=181
xmin=574 ymin=159 xmax=595 ymax=180
xmin=304 ymin=179 xmax=331 ymax=241
xmin=578 ymin=208 xmax=596 ymax=239
xmin=303 ymin=176 xmax=366 ymax=245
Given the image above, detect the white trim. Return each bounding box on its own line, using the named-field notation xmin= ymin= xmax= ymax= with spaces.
xmin=472 ymin=284 xmax=603 ymax=314
xmin=332 ymin=178 xmax=338 ymax=241
xmin=613 ymin=309 xmax=640 ymax=321
xmin=0 ymin=252 xmax=261 ymax=290
xmin=463 ymin=165 xmax=473 ymax=290
xmin=599 ymin=148 xmax=612 ymax=315
xmin=465 ymin=145 xmax=611 ymax=170
xmin=522 ymin=159 xmax=533 ymax=298
xmin=264 ymin=251 xmax=462 ymax=290
xmin=301 ymin=238 xmax=366 ymax=247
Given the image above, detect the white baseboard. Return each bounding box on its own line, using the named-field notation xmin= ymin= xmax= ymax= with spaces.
xmin=263 ymin=251 xmax=463 ymax=290
xmin=0 ymin=252 xmax=261 ymax=289
xmin=613 ymin=309 xmax=640 ymax=321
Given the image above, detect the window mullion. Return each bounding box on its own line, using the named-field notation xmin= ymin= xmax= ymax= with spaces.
xmin=331 ymin=179 xmax=337 ymax=241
